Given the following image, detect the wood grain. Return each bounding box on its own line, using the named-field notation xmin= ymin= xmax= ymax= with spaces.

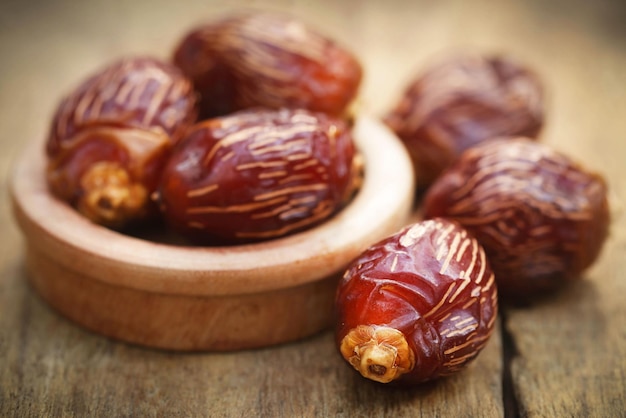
xmin=1 ymin=0 xmax=625 ymax=416
xmin=0 ymin=277 xmax=503 ymax=417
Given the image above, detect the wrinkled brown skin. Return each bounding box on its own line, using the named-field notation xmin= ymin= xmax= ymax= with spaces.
xmin=335 ymin=219 xmax=498 ymax=385
xmin=46 ymin=56 xmax=198 ymax=228
xmin=46 ymin=127 xmax=173 ymax=228
xmin=47 ymin=57 xmax=198 ymax=155
xmin=423 ymin=138 xmax=610 ymax=299
xmin=158 ymin=108 xmax=361 ymax=244
xmin=172 ymin=12 xmax=363 ymax=119
xmin=385 ymin=53 xmax=544 ymax=188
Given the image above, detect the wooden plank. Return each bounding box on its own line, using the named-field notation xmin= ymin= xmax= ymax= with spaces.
xmin=504 ymin=271 xmax=626 ymax=417
xmin=0 ymin=269 xmax=503 ymax=416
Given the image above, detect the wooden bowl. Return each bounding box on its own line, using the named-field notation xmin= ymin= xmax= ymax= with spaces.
xmin=11 ymin=116 xmax=415 ymax=351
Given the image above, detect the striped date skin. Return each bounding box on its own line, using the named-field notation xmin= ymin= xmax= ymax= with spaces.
xmin=46 ymin=57 xmax=198 ymax=228
xmin=423 ymin=138 xmax=610 ymax=298
xmin=48 ymin=57 xmax=197 ymax=155
xmin=172 ymin=12 xmax=362 ymax=118
xmin=336 ymin=219 xmax=497 ymax=385
xmin=385 ymin=53 xmax=544 ymax=187
xmin=158 ymin=108 xmax=361 ymax=243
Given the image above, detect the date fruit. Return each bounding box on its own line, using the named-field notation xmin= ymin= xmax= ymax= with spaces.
xmin=423 ymin=138 xmax=610 ymax=298
xmin=172 ymin=20 xmax=238 ymax=118
xmin=158 ymin=108 xmax=362 ymax=243
xmin=336 ymin=219 xmax=497 ymax=385
xmin=46 ymin=57 xmax=198 ymax=228
xmin=48 ymin=57 xmax=198 ymax=153
xmin=385 ymin=53 xmax=544 ymax=187
xmin=173 ymin=12 xmax=363 ymax=118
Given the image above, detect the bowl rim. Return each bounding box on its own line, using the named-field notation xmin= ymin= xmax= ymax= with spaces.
xmin=11 ymin=116 xmax=415 ymax=296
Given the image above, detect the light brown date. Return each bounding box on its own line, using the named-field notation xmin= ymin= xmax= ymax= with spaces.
xmin=158 ymin=108 xmax=362 ymax=243
xmin=422 ymin=138 xmax=610 ymax=298
xmin=385 ymin=53 xmax=544 ymax=187
xmin=335 ymin=219 xmax=498 ymax=384
xmin=46 ymin=57 xmax=198 ymax=228
xmin=172 ymin=12 xmax=363 ymax=118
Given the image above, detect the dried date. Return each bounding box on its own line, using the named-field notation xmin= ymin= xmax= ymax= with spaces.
xmin=157 ymin=108 xmax=362 ymax=243
xmin=46 ymin=57 xmax=198 ymax=228
xmin=172 ymin=20 xmax=238 ymax=118
xmin=335 ymin=219 xmax=497 ymax=384
xmin=385 ymin=53 xmax=544 ymax=187
xmin=422 ymin=138 xmax=610 ymax=298
xmin=172 ymin=12 xmax=363 ymax=118
xmin=48 ymin=57 xmax=197 ymax=154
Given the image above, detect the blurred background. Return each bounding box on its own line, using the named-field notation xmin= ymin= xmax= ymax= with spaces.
xmin=1 ymin=0 xmax=625 ymax=149
xmin=3 ymin=0 xmax=625 ymax=227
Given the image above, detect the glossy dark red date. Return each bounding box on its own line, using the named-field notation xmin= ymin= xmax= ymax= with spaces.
xmin=335 ymin=219 xmax=497 ymax=385
xmin=46 ymin=57 xmax=198 ymax=228
xmin=172 ymin=12 xmax=363 ymax=118
xmin=385 ymin=53 xmax=544 ymax=187
xmin=158 ymin=108 xmax=361 ymax=243
xmin=423 ymin=138 xmax=610 ymax=298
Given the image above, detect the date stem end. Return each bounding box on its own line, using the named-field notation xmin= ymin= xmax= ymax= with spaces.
xmin=78 ymin=161 xmax=148 ymax=228
xmin=340 ymin=325 xmax=415 ymax=384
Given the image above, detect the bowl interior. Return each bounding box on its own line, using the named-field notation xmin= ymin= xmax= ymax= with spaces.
xmin=11 ymin=116 xmax=415 ymax=296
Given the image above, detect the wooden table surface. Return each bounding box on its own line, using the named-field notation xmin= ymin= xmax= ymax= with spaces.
xmin=1 ymin=0 xmax=625 ymax=416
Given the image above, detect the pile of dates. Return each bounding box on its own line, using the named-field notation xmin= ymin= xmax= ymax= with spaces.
xmin=46 ymin=12 xmax=363 ymax=244
xmin=335 ymin=52 xmax=610 ymax=385
xmin=45 ymin=12 xmax=610 ymax=386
